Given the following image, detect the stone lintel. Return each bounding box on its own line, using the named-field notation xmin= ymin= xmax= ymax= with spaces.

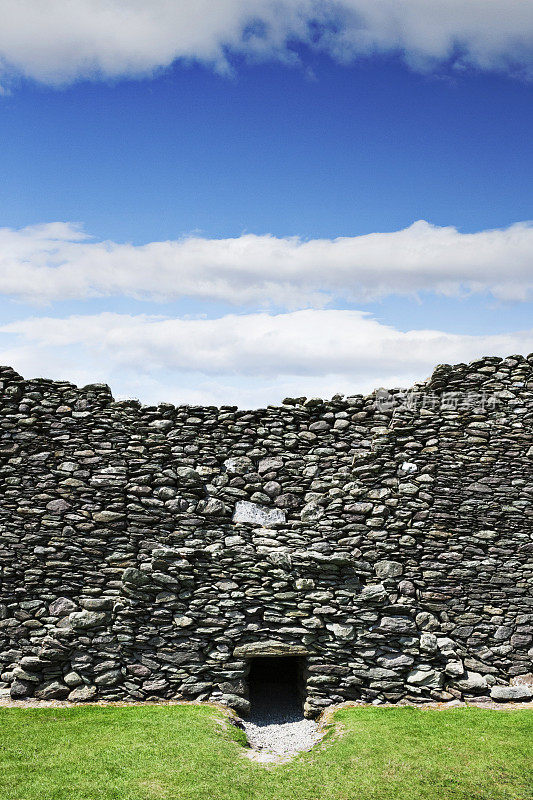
xmin=233 ymin=640 xmax=309 ymax=658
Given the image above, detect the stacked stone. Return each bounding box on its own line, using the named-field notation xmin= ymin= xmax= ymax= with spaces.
xmin=0 ymin=355 xmax=531 ymax=715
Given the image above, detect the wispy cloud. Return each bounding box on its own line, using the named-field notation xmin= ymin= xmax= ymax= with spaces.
xmin=1 ymin=309 xmax=531 ymax=406
xmin=0 ymin=1 xmax=532 ymax=87
xmin=1 ymin=220 xmax=532 ymax=307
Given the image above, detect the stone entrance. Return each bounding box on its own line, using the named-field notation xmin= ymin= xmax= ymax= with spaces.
xmin=247 ymin=656 xmax=306 ymax=721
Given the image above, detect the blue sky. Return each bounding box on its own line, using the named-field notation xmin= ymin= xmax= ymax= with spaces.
xmin=2 ymin=57 xmax=532 ymax=241
xmin=0 ymin=1 xmax=532 ymax=406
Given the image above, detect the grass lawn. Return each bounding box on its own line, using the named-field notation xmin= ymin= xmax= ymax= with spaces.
xmin=0 ymin=704 xmax=531 ymax=800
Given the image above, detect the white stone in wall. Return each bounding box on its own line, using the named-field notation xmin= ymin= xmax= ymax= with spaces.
xmin=232 ymin=500 xmax=286 ymax=527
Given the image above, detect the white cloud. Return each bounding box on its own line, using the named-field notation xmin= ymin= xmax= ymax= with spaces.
xmin=1 ymin=309 xmax=531 ymax=406
xmin=0 ymin=1 xmax=532 ymax=87
xmin=1 ymin=220 xmax=532 ymax=307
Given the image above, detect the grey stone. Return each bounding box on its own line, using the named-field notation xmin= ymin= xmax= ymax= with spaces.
xmin=10 ymin=679 xmax=33 ymax=699
xmin=199 ymin=497 xmax=226 ymax=515
xmin=375 ymin=560 xmax=403 ymax=579
xmin=379 ymin=616 xmax=416 ymax=633
xmin=69 ymin=610 xmax=107 ymax=629
xmin=258 ymin=457 xmax=283 ymax=474
xmin=221 ymin=693 xmax=250 ymax=715
xmin=224 ymin=457 xmax=254 ymax=475
xmin=19 ymin=656 xmax=43 ymax=671
xmin=149 ymin=419 xmax=172 ymax=431
xmin=234 ymin=641 xmax=308 ymax=658
xmin=454 ymin=671 xmax=488 ymax=692
xmin=46 ymin=499 xmax=71 ymax=514
xmin=13 ymin=667 xmax=40 ymax=682
xmin=295 ymin=578 xmax=315 ymax=591
xmin=80 ymin=597 xmax=114 ymax=611
xmin=143 ymin=679 xmax=169 ymax=692
xmin=95 ymin=669 xmax=122 ymax=686
xmin=416 ymin=612 xmax=439 ymax=631
xmin=64 ymin=671 xmax=83 ymax=687
xmin=407 ymin=667 xmax=444 ymax=688
xmin=511 ymin=673 xmax=533 ymax=686
xmin=49 ymin=597 xmax=78 ymax=617
xmin=420 ymin=633 xmax=438 ymax=654
xmin=326 ymin=623 xmax=355 ymax=640
xmin=300 ymin=502 xmax=324 ymax=522
xmin=399 ymin=462 xmax=418 ymax=475
xmin=378 ymin=653 xmax=414 ymax=669
xmin=36 ymin=680 xmax=69 ymax=700
xmin=490 ymin=685 xmax=533 ymax=701
xmin=176 ymin=467 xmax=203 ymax=485
xmin=93 ymin=511 xmax=125 ymax=523
xmin=68 ymin=685 xmax=97 ymax=701
xmin=494 ymin=625 xmax=513 ymax=641
xmin=445 ymin=660 xmax=464 ymax=678
xmin=121 ymin=568 xmax=150 ymax=587
xmin=360 ymin=584 xmax=388 ymax=603
xmin=174 ymin=615 xmax=193 ymax=628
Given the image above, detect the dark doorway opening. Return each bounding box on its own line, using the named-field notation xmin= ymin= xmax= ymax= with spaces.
xmin=247 ymin=656 xmax=306 ymax=722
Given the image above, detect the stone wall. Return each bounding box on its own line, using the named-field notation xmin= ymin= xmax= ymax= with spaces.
xmin=0 ymin=355 xmax=531 ymax=715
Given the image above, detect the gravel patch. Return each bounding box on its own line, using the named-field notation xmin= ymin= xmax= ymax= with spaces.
xmin=243 ymin=714 xmax=320 ymax=758
xmin=242 ymin=679 xmax=321 ymax=760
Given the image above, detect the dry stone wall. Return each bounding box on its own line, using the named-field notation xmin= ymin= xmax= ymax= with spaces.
xmin=0 ymin=355 xmax=532 ymax=716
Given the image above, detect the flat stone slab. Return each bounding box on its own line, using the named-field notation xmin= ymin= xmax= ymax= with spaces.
xmin=491 ymin=685 xmax=533 ymax=701
xmin=232 ymin=501 xmax=286 ymax=527
xmin=234 ymin=640 xmax=309 ymax=658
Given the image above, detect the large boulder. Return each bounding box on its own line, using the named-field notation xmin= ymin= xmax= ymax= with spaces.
xmin=491 ymin=685 xmax=533 ymax=702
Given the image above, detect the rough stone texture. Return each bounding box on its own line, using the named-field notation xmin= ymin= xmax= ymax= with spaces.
xmin=232 ymin=501 xmax=286 ymax=527
xmin=233 ymin=641 xmax=308 ymax=658
xmin=490 ymin=685 xmax=533 ymax=701
xmin=0 ymin=355 xmax=532 ymax=716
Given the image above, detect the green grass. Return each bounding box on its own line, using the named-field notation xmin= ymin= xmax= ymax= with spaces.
xmin=0 ymin=705 xmax=531 ymax=800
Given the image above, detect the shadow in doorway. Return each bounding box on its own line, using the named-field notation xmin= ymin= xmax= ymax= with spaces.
xmin=247 ymin=656 xmax=305 ymax=724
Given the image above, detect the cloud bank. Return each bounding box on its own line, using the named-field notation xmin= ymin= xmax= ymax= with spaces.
xmin=1 ymin=220 xmax=532 ymax=307
xmin=0 ymin=1 xmax=532 ymax=86
xmin=1 ymin=309 xmax=531 ymax=407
